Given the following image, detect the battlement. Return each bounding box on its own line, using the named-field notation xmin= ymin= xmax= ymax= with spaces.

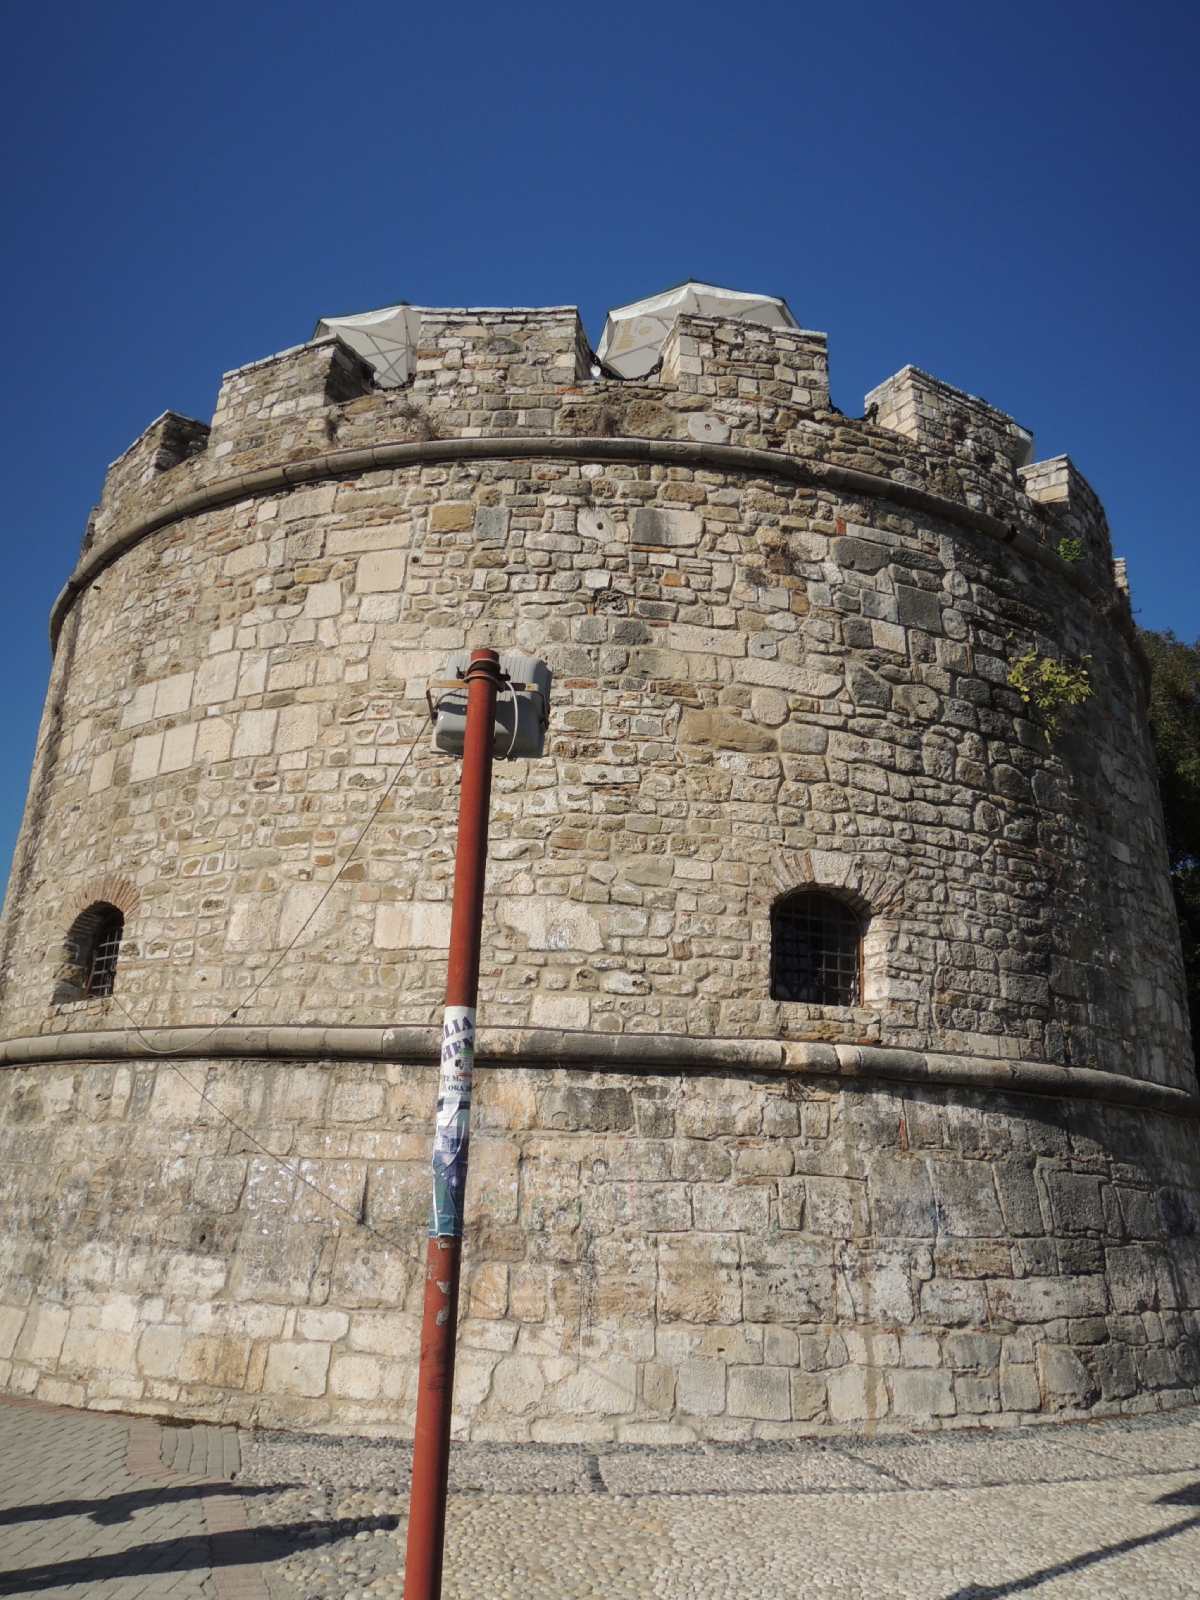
xmin=85 ymin=294 xmax=1119 ymax=611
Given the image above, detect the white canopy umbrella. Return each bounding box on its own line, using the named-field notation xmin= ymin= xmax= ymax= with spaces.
xmin=596 ymin=280 xmax=798 ymax=379
xmin=313 ymin=302 xmax=423 ymax=388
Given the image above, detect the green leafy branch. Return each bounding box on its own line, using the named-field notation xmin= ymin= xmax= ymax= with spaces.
xmin=1009 ymin=649 xmax=1092 ymax=741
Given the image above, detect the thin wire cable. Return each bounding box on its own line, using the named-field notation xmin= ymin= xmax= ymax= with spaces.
xmin=109 ymin=726 xmax=422 ymax=1058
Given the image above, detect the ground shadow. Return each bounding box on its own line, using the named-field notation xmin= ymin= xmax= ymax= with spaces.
xmin=0 ymin=1513 xmax=400 ymax=1595
xmin=0 ymin=1482 xmax=288 ymax=1528
xmin=941 ymin=1481 xmax=1200 ymax=1599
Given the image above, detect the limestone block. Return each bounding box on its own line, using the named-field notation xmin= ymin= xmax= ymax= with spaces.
xmin=304 ymin=580 xmax=342 ymax=618
xmin=330 ymin=1080 xmax=385 ymax=1122
xmin=1000 ymin=1361 xmax=1042 ymax=1411
xmin=827 ymin=1366 xmax=889 ymax=1423
xmin=297 ymin=1309 xmax=350 ymax=1342
xmin=492 ymin=1355 xmax=546 ymax=1413
xmin=154 ymin=672 xmax=194 ymax=717
xmin=120 ymin=683 xmax=158 ymax=728
xmin=919 ymin=1278 xmax=988 ymax=1326
xmin=232 ymin=709 xmax=278 ymax=758
xmin=890 ymin=1368 xmax=955 ymax=1418
xmin=279 ymin=884 xmax=338 ymax=947
xmin=374 ymin=902 xmax=452 ymax=950
xmin=196 ymin=717 xmax=233 ymax=763
xmin=1037 ymin=1344 xmax=1099 ymax=1409
xmin=330 ymin=1354 xmax=384 ymax=1400
xmin=356 ymin=551 xmax=408 ymax=592
xmin=727 ymin=1365 xmax=790 ymax=1421
xmin=88 ymin=750 xmax=116 ymax=794
xmin=225 ymin=896 xmax=279 ymax=951
xmin=159 ymin=723 xmax=197 ymax=774
xmin=658 ymin=1235 xmax=742 ymax=1324
xmin=15 ymin=1304 xmax=69 ymax=1364
xmin=677 ymin=710 xmax=774 ymax=753
xmin=553 ymin=1356 xmax=636 ymax=1415
xmin=498 ymin=896 xmax=603 ymax=953
xmin=736 ymin=657 xmax=841 ymax=697
xmin=632 ymin=508 xmax=701 ymax=548
xmin=262 ymin=1340 xmax=331 ymax=1397
xmin=691 ymin=1184 xmax=770 ymax=1233
xmin=988 ymin=1276 xmax=1107 ymax=1323
xmin=675 ymin=1357 xmax=725 ymax=1416
xmin=129 ymin=732 xmax=163 ymax=783
xmin=0 ymin=1306 xmax=25 ymax=1359
xmin=530 ymin=994 xmax=590 ymax=1029
xmin=280 ymin=486 xmax=336 ymax=520
xmin=275 ymin=704 xmax=319 ymax=754
xmin=929 ymin=1160 xmax=1006 ymax=1238
xmin=869 ymin=1155 xmax=937 ymax=1238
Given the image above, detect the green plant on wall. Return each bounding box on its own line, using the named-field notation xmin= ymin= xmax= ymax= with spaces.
xmin=1009 ymin=649 xmax=1092 ymax=740
xmin=1056 ymin=535 xmax=1085 ymax=564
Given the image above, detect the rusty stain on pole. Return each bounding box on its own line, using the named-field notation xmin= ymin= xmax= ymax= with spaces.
xmin=403 ymin=647 xmax=502 ymax=1600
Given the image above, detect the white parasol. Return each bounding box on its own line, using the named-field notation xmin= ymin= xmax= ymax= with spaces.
xmin=313 ymin=303 xmax=423 ymax=388
xmin=595 ymin=280 xmax=798 ymax=379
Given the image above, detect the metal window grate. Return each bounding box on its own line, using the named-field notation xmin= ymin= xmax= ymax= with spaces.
xmin=87 ymin=915 xmax=123 ymax=997
xmin=771 ymin=892 xmax=861 ymax=1006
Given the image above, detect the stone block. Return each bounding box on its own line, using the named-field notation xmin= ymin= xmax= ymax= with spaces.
xmin=1037 ymin=1344 xmax=1099 ymax=1409
xmin=742 ymin=1239 xmax=835 ymax=1322
xmin=276 ymin=704 xmax=319 ymax=754
xmin=1000 ymin=1361 xmax=1041 ymax=1411
xmin=356 ymin=550 xmax=408 ymax=592
xmin=0 ymin=1306 xmax=25 ymax=1359
xmin=194 ymin=652 xmax=241 ymax=706
xmin=330 ymin=1354 xmax=384 ymax=1400
xmin=263 ymin=1340 xmax=331 ymax=1398
xmin=989 ymin=1276 xmax=1107 ymax=1323
xmin=304 ymin=580 xmax=342 ymax=618
xmin=232 ymin=709 xmax=278 ymax=758
xmin=130 ymin=732 xmax=163 ymax=783
xmin=869 ymin=1155 xmax=937 ymax=1238
xmin=553 ymin=1357 xmax=636 ymax=1415
xmin=632 ymin=508 xmax=701 ymax=547
xmin=676 ymin=1357 xmax=726 ymax=1416
xmin=154 ymin=671 xmax=194 ymax=717
xmin=727 ymin=1365 xmax=790 ymax=1420
xmin=929 ymin=1159 xmax=1005 ymax=1237
xmin=890 ymin=1367 xmax=955 ymax=1418
xmin=492 ymin=1355 xmax=546 ymax=1413
xmin=15 ymin=1304 xmax=69 ymax=1364
xmin=374 ymin=901 xmax=452 ymax=950
xmin=658 ymin=1235 xmax=742 ymax=1324
xmin=159 ymin=723 xmax=197 ymax=774
xmin=430 ymin=503 xmax=475 ymax=532
xmin=827 ymin=1366 xmax=889 ymax=1423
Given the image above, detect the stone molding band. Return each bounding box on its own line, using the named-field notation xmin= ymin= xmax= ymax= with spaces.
xmin=49 ymin=435 xmax=1143 ymax=678
xmin=3 ymin=1025 xmax=1196 ymax=1119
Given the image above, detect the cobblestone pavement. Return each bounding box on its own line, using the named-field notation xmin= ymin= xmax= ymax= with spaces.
xmin=5 ymin=1397 xmax=1200 ymax=1598
xmin=237 ymin=1407 xmax=1200 ymax=1599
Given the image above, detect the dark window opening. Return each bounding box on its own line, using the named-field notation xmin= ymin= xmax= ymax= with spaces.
xmin=86 ymin=909 xmax=124 ymax=996
xmin=52 ymin=902 xmax=125 ymax=1004
xmin=771 ymin=890 xmax=862 ymax=1006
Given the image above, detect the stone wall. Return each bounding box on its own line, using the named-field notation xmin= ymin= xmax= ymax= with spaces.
xmin=0 ymin=1054 xmax=1196 ymax=1437
xmin=1 ymin=299 xmax=1196 ymax=1434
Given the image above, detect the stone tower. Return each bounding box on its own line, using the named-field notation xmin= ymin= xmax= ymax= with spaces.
xmin=0 ymin=287 xmax=1196 ymax=1437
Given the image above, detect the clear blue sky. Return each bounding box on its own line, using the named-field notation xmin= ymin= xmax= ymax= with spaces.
xmin=1 ymin=0 xmax=1196 ymax=882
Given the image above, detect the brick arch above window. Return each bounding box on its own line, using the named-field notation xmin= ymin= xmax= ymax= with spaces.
xmin=51 ymin=878 xmax=139 ymax=1005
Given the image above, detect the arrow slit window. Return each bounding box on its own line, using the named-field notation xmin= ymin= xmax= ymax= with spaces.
xmin=771 ymin=890 xmax=862 ymax=1006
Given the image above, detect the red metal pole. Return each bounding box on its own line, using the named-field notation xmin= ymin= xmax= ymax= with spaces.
xmin=404 ymin=648 xmax=502 ymax=1600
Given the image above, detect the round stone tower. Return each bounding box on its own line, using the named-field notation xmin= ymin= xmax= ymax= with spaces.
xmin=0 ymin=289 xmax=1196 ymax=1437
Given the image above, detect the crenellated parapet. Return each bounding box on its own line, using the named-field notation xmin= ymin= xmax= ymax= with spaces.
xmin=77 ymin=303 xmax=1128 ymax=645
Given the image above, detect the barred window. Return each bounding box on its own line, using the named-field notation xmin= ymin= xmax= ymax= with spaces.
xmin=52 ymin=902 xmax=125 ymax=1003
xmin=771 ymin=891 xmax=862 ymax=1006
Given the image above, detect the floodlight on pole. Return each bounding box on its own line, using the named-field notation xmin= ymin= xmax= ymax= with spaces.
xmin=403 ymin=648 xmax=551 ymax=1600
